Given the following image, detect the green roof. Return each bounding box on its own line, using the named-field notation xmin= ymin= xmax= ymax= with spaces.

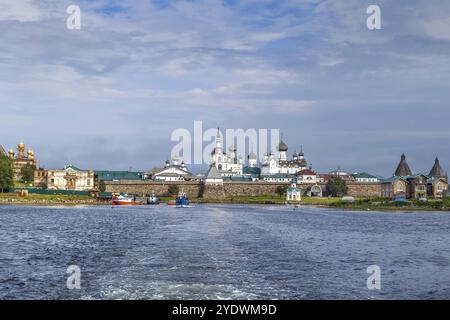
xmin=95 ymin=170 xmax=143 ymax=181
xmin=353 ymin=172 xmax=377 ymax=179
xmin=64 ymin=165 xmax=84 ymax=171
xmin=243 ymin=166 xmax=261 ymax=175
xmin=227 ymin=176 xmax=253 ymax=182
xmin=261 ymin=174 xmax=296 ymax=179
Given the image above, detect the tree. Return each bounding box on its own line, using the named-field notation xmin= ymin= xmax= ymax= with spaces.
xmin=0 ymin=154 xmax=13 ymax=192
xmin=99 ymin=180 xmax=106 ymax=193
xmin=276 ymin=185 xmax=288 ymax=198
xmin=326 ymin=176 xmax=348 ymax=197
xmin=168 ymin=184 xmax=179 ymax=196
xmin=20 ymin=164 xmax=36 ymax=184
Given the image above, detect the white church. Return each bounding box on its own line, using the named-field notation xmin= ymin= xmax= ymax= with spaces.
xmin=210 ymin=128 xmax=243 ymax=177
xmin=260 ymin=140 xmax=308 ymax=175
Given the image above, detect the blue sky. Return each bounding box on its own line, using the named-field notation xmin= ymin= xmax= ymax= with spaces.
xmin=1 ymin=0 xmax=449 ymax=176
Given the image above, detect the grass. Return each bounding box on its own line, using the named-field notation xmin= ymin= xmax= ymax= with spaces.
xmin=2 ymin=192 xmax=449 ymax=211
xmin=0 ymin=192 xmax=100 ymax=205
xmin=328 ymin=196 xmax=450 ymax=211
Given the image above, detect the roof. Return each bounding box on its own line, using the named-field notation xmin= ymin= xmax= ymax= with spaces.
xmin=427 ymin=177 xmax=447 ymax=184
xmin=243 ymin=166 xmax=261 ymax=175
xmin=394 ymin=154 xmax=412 ymax=177
xmin=277 ymin=140 xmax=288 ymax=152
xmin=95 ymin=170 xmax=143 ymax=181
xmin=155 ymin=172 xmax=191 ymax=178
xmin=205 ymin=165 xmax=222 ymax=180
xmin=429 ymin=157 xmax=446 ymax=178
xmin=381 ymin=176 xmax=407 ymax=183
xmin=261 ymin=173 xmax=296 ymax=179
xmin=225 ymin=176 xmax=253 ymax=182
xmin=404 ymin=174 xmax=428 ymax=182
xmin=64 ymin=165 xmax=84 ymax=171
xmin=297 ymin=168 xmax=316 ymax=176
xmin=353 ymin=172 xmax=377 ymax=179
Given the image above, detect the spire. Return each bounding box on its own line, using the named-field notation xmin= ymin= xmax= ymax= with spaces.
xmin=299 ymin=145 xmax=304 ymax=157
xmin=429 ymin=156 xmax=445 ymax=178
xmin=215 ymin=127 xmax=223 ymax=152
xmin=394 ymin=153 xmax=412 ymax=177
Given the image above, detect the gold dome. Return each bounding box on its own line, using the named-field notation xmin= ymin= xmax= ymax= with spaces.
xmin=18 ymin=141 xmax=25 ymax=148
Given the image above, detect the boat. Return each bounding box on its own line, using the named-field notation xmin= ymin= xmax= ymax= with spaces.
xmin=112 ymin=194 xmax=142 ymax=206
xmin=175 ymin=191 xmax=190 ymax=207
xmin=147 ymin=193 xmax=160 ymax=205
xmin=167 ymin=199 xmax=176 ymax=206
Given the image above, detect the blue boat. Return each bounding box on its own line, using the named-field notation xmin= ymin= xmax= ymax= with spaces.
xmin=175 ymin=191 xmax=190 ymax=207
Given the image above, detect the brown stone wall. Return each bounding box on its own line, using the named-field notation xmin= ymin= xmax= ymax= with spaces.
xmin=346 ymin=183 xmax=382 ymax=197
xmin=105 ymin=180 xmax=202 ymax=197
xmin=105 ymin=180 xmax=382 ymax=198
xmin=223 ymin=182 xmax=289 ymax=196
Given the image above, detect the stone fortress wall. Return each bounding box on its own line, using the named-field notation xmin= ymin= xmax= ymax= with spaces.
xmin=105 ymin=180 xmax=382 ymax=198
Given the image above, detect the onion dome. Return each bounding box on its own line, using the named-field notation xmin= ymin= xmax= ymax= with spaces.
xmin=277 ymin=140 xmax=288 ymax=152
xmin=248 ymin=150 xmax=257 ymax=159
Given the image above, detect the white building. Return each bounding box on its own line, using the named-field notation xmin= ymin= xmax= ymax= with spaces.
xmin=261 ymin=141 xmax=308 ymax=175
xmin=45 ymin=165 xmax=95 ymax=191
xmin=286 ymin=182 xmax=301 ymax=202
xmin=145 ymin=156 xmax=192 ymax=182
xmin=210 ymin=128 xmax=243 ymax=177
xmin=296 ymin=168 xmax=318 ymax=184
xmin=353 ymin=172 xmax=379 ymax=183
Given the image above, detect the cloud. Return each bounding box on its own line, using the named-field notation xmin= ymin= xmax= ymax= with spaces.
xmin=0 ymin=0 xmax=450 ymax=176
xmin=0 ymin=0 xmax=42 ymax=22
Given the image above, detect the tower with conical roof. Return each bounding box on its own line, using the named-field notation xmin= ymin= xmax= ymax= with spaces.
xmin=394 ymin=154 xmax=412 ymax=177
xmin=428 ymin=157 xmax=447 ymax=180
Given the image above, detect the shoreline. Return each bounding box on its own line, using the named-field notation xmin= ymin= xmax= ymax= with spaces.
xmin=1 ymin=196 xmax=450 ymax=212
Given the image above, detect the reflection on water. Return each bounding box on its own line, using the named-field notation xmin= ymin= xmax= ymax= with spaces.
xmin=0 ymin=204 xmax=449 ymax=299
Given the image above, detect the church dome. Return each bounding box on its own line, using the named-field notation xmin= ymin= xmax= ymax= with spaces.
xmin=277 ymin=140 xmax=288 ymax=152
xmin=248 ymin=150 xmax=256 ymax=159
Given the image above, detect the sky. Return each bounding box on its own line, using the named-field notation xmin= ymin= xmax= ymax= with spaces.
xmin=1 ymin=0 xmax=450 ymax=176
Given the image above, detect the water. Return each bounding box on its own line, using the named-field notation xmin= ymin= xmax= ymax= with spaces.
xmin=0 ymin=204 xmax=449 ymax=300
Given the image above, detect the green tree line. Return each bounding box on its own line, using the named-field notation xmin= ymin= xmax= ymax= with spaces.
xmin=0 ymin=153 xmax=13 ymax=192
